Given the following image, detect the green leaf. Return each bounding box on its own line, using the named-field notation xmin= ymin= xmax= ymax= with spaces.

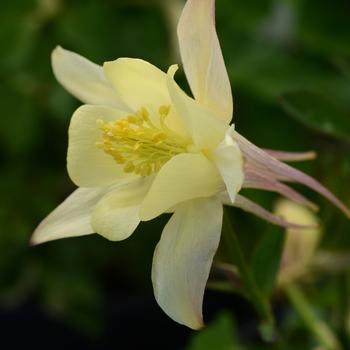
xmin=251 ymin=226 xmax=286 ymax=297
xmin=187 ymin=312 xmax=242 ymax=350
xmin=280 ymin=90 xmax=350 ymax=141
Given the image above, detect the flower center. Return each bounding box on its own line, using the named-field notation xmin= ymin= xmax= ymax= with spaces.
xmin=96 ymin=106 xmax=189 ymax=176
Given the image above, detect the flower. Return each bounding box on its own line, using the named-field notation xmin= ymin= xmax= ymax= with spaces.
xmin=32 ymin=0 xmax=350 ymax=329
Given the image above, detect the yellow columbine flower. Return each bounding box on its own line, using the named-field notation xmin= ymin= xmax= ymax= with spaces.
xmin=32 ymin=0 xmax=349 ymax=329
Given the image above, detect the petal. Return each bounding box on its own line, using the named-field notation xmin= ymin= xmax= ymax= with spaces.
xmin=213 ymin=127 xmax=244 ymax=202
xmin=67 ymin=104 xmax=133 ymax=187
xmin=152 ymin=197 xmax=223 ymax=329
xmin=52 ymin=46 xmax=127 ymax=109
xmin=177 ymin=0 xmax=232 ymax=123
xmin=103 ymin=58 xmax=169 ymax=114
xmin=167 ymin=65 xmax=227 ymax=149
xmin=103 ymin=58 xmax=186 ymax=135
xmin=31 ymin=187 xmax=109 ymax=245
xmin=140 ymin=153 xmax=224 ymax=221
xmin=91 ymin=177 xmax=153 ymax=241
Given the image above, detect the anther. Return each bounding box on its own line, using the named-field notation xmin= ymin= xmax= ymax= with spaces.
xmin=96 ymin=106 xmax=189 ymax=177
xmin=124 ymin=162 xmax=135 ymax=173
xmin=140 ymin=107 xmax=149 ymax=120
xmin=127 ymin=115 xmax=139 ymax=124
xmin=159 ymin=105 xmax=170 ymax=116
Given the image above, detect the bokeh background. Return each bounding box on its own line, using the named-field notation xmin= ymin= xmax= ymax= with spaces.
xmin=1 ymin=0 xmax=350 ymax=349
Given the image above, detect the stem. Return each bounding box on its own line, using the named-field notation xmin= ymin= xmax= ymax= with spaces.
xmin=284 ymin=282 xmax=342 ymax=350
xmin=222 ymin=208 xmax=275 ymax=341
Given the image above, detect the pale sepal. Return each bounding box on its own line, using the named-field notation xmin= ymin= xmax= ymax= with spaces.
xmin=52 ymin=46 xmax=127 ymax=109
xmin=152 ymin=197 xmax=223 ymax=329
xmin=177 ymin=0 xmax=233 ymax=123
xmin=167 ymin=65 xmax=227 ymax=150
xmin=31 ymin=187 xmax=109 ymax=245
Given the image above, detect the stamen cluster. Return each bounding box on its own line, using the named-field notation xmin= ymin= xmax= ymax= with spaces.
xmin=96 ymin=106 xmax=188 ymax=176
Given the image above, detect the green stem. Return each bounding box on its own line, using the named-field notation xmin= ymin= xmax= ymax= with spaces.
xmin=222 ymin=209 xmax=275 ymax=341
xmin=284 ymin=282 xmax=342 ymax=350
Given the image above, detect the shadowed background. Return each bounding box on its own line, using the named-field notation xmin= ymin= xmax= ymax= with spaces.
xmin=0 ymin=0 xmax=349 ymax=349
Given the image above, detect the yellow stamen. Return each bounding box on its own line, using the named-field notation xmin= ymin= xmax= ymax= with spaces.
xmin=96 ymin=106 xmax=189 ymax=176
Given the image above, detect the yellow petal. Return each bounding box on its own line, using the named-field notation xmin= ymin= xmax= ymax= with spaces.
xmin=139 ymin=153 xmax=224 ymax=221
xmin=91 ymin=177 xmax=153 ymax=241
xmin=103 ymin=58 xmax=185 ymax=134
xmin=52 ymin=46 xmax=127 ymax=109
xmin=177 ymin=0 xmax=233 ymax=123
xmin=67 ymin=105 xmax=133 ymax=187
xmin=103 ymin=58 xmax=167 ymax=111
xmin=152 ymin=197 xmax=223 ymax=329
xmin=31 ymin=187 xmax=109 ymax=245
xmin=213 ymin=127 xmax=244 ymax=202
xmin=167 ymin=65 xmax=227 ymax=150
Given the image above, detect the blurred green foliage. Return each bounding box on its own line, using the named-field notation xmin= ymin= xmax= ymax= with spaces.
xmin=187 ymin=312 xmax=241 ymax=350
xmin=0 ymin=0 xmax=349 ymax=348
xmin=251 ymin=226 xmax=285 ymax=297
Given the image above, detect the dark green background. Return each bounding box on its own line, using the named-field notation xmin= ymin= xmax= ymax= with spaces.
xmin=0 ymin=0 xmax=349 ymax=349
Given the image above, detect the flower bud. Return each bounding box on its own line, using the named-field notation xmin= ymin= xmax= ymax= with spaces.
xmin=275 ymin=199 xmax=321 ymax=286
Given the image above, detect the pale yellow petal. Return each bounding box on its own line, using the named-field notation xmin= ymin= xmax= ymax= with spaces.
xmin=167 ymin=65 xmax=227 ymax=150
xmin=67 ymin=105 xmax=133 ymax=187
xmin=31 ymin=187 xmax=108 ymax=245
xmin=103 ymin=58 xmax=185 ymax=134
xmin=52 ymin=46 xmax=127 ymax=109
xmin=103 ymin=58 xmax=168 ymax=112
xmin=91 ymin=177 xmax=153 ymax=241
xmin=139 ymin=153 xmax=224 ymax=221
xmin=214 ymin=127 xmax=244 ymax=202
xmin=177 ymin=0 xmax=233 ymax=123
xmin=152 ymin=197 xmax=223 ymax=329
